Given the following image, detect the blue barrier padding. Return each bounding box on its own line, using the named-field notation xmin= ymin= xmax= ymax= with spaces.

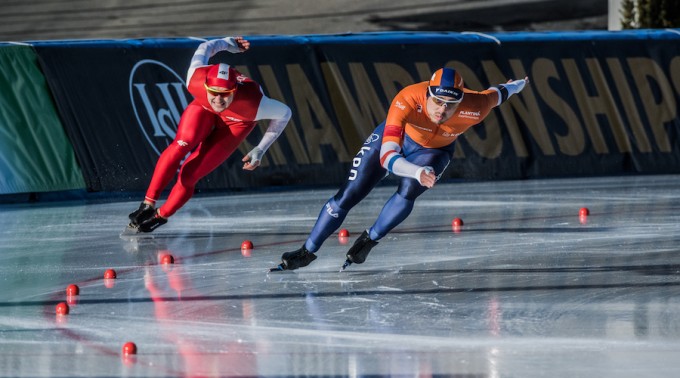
xmin=13 ymin=29 xmax=680 ymax=48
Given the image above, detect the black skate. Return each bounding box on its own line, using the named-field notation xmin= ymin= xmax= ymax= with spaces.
xmin=128 ymin=202 xmax=155 ymax=227
xmin=270 ymin=245 xmax=317 ymax=271
xmin=137 ymin=211 xmax=168 ymax=233
xmin=340 ymin=230 xmax=378 ymax=271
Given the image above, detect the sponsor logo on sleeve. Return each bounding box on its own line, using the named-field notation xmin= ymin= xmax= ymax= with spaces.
xmin=458 ymin=110 xmax=481 ymax=120
xmin=442 ymin=131 xmax=463 ymax=138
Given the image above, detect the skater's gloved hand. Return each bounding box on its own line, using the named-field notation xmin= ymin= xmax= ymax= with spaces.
xmin=502 ymin=76 xmax=529 ymax=97
xmin=416 ymin=166 xmax=436 ymax=188
xmin=233 ymin=36 xmax=250 ymax=52
xmin=242 ymin=147 xmax=263 ymax=171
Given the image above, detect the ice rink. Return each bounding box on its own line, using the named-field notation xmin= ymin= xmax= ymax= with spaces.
xmin=1 ymin=174 xmax=680 ymax=377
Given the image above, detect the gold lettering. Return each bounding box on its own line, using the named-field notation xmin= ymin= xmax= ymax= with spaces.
xmin=415 ymin=62 xmax=434 ymax=82
xmin=562 ymin=59 xmax=609 ymax=153
xmin=257 ymin=65 xmax=311 ymax=165
xmin=606 ymin=58 xmax=652 ymax=152
xmin=532 ymin=58 xmax=585 ymax=156
xmin=585 ymin=58 xmax=632 ymax=152
xmin=374 ymin=63 xmax=414 ymax=103
xmin=321 ymin=62 xmax=386 ymax=150
xmin=628 ymin=57 xmax=676 ymax=152
xmin=671 ymin=57 xmax=680 ymax=96
xmin=232 ymin=67 xmax=261 ymax=165
xmin=287 ymin=64 xmax=352 ymax=163
xmin=234 ymin=65 xmax=250 ymax=77
xmin=508 ymin=59 xmax=551 ymax=154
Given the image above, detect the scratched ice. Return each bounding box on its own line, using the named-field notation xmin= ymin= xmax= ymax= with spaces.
xmin=1 ymin=175 xmax=680 ymax=377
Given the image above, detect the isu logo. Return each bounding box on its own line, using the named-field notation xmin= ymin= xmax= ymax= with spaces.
xmin=129 ymin=59 xmax=191 ymax=156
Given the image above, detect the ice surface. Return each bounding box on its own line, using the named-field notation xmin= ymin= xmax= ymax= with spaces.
xmin=1 ymin=175 xmax=680 ymax=377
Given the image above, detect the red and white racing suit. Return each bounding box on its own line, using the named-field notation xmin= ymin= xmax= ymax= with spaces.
xmin=144 ymin=37 xmax=291 ymax=217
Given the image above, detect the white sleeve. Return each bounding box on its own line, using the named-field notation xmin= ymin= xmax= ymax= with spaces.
xmin=379 ymin=141 xmax=432 ymax=184
xmin=253 ymin=96 xmax=292 ymax=153
xmin=186 ymin=37 xmax=243 ymax=83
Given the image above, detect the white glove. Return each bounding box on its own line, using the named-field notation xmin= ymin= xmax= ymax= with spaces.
xmin=415 ymin=166 xmax=436 ymax=188
xmin=242 ymin=147 xmax=263 ymax=170
xmin=503 ymin=78 xmax=527 ymax=96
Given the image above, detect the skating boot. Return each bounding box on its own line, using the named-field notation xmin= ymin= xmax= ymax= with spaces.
xmin=340 ymin=230 xmax=378 ymax=271
xmin=270 ymin=245 xmax=317 ymax=271
xmin=128 ymin=202 xmax=155 ymax=227
xmin=137 ymin=211 xmax=167 ymax=233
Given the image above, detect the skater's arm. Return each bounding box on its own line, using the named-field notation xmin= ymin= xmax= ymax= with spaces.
xmin=242 ymin=96 xmax=292 ymax=170
xmin=187 ymin=36 xmax=250 ymax=83
xmin=488 ymin=77 xmax=529 ymax=106
xmin=379 ymin=139 xmax=435 ymax=188
xmin=378 ymin=91 xmax=436 ymax=188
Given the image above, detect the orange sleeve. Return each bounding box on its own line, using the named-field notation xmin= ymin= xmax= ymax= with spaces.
xmin=383 ymin=86 xmax=419 ymax=145
xmin=482 ymin=88 xmax=501 ymax=108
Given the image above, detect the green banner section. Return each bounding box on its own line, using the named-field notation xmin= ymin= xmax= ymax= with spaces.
xmin=0 ymin=45 xmax=85 ymax=194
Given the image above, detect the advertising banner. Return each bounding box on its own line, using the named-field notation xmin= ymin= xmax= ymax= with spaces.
xmin=308 ymin=31 xmax=680 ymax=180
xmin=34 ymin=38 xmax=342 ymax=192
xmin=32 ymin=30 xmax=680 ymax=193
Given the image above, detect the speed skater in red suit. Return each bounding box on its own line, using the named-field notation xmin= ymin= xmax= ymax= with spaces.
xmin=128 ymin=36 xmax=292 ymax=233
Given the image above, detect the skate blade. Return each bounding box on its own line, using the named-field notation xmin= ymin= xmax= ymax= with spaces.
xmin=120 ymin=224 xmax=139 ymax=236
xmin=339 ymin=259 xmax=352 ymax=272
xmin=119 ymin=224 xmax=154 ymax=239
xmin=268 ymin=264 xmax=285 ymax=272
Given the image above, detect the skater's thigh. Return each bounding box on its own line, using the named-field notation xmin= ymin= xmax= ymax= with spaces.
xmin=334 ymin=123 xmax=386 ymax=209
xmin=398 ymin=147 xmax=451 ymax=200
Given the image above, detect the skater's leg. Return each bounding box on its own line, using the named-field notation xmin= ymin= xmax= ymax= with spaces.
xmin=304 ymin=124 xmax=386 ymax=252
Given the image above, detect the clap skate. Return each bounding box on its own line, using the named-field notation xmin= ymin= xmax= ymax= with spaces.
xmin=121 ymin=203 xmax=162 ymax=236
xmin=129 ymin=202 xmax=155 ymax=226
xmin=269 ymin=245 xmax=317 ymax=272
xmin=137 ymin=211 xmax=167 ymax=233
xmin=340 ymin=230 xmax=378 ymax=271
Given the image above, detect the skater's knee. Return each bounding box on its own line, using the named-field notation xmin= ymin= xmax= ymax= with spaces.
xmin=397 ymin=180 xmax=427 ymax=201
xmin=333 ymin=186 xmax=364 ymax=210
xmin=173 ymin=142 xmax=191 ymax=153
xmin=392 ymin=191 xmax=415 ymax=208
xmin=156 ymin=145 xmax=191 ymax=173
xmin=325 ymin=197 xmax=349 ymax=217
xmin=176 ymin=167 xmax=199 ymax=189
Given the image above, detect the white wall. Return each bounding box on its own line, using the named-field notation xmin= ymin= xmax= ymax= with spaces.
xmin=609 ymin=0 xmax=624 ymax=30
